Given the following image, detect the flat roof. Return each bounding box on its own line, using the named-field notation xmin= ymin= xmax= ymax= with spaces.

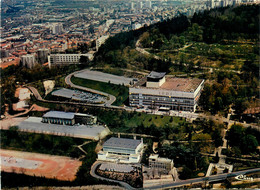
xmin=132 ymin=76 xmax=203 ymax=93
xmin=43 ymin=111 xmax=75 ymax=119
xmin=147 ymin=71 xmax=166 ymax=79
xmin=18 ymin=117 xmax=107 ymax=140
xmin=103 ymin=137 xmax=141 ymax=150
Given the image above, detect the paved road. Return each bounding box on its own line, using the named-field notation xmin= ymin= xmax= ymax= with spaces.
xmin=65 ymin=69 xmax=116 ymax=105
xmin=146 ymin=167 xmax=260 ymax=189
xmin=90 ymin=161 xmax=136 ymax=190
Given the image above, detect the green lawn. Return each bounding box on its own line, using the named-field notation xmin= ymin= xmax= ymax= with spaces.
xmin=71 ymin=76 xmax=129 ymax=106
xmin=125 ymin=112 xmax=184 ymax=128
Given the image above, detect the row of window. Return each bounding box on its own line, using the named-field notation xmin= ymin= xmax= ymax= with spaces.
xmin=130 ymin=95 xmax=194 ymax=104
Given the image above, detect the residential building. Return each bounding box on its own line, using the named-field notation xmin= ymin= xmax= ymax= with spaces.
xmin=52 ymin=23 xmax=63 ymax=34
xmin=96 ymin=35 xmax=109 ymax=51
xmin=37 ymin=48 xmax=49 ymax=64
xmin=21 ymin=54 xmax=36 ymax=68
xmin=47 ymin=53 xmax=93 ymax=67
xmin=98 ymin=137 xmax=144 ymax=163
xmin=129 ymin=71 xmax=204 ymax=112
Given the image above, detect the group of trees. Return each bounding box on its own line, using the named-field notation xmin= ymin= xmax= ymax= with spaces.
xmin=1 ymin=63 xmax=83 ymax=114
xmin=1 ymin=127 xmax=84 ymax=158
xmin=158 ymin=142 xmax=209 ymax=179
xmin=200 ymin=60 xmax=258 ymax=115
xmin=226 ymin=125 xmax=259 ymax=155
xmin=191 ymin=5 xmax=259 ymax=43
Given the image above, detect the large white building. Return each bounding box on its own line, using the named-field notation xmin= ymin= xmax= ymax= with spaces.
xmin=52 ymin=23 xmax=63 ymax=35
xmin=48 ymin=53 xmax=94 ymax=67
xmin=96 ymin=35 xmax=109 ymax=51
xmin=129 ymin=71 xmax=204 ymax=112
xmin=37 ymin=48 xmax=49 ymax=64
xmin=98 ymin=137 xmax=144 ymax=163
xmin=21 ymin=54 xmax=36 ymax=69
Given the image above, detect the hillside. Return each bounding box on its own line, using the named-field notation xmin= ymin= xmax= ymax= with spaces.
xmin=94 ymin=4 xmax=259 ymax=117
xmin=94 ymin=4 xmax=259 ymax=72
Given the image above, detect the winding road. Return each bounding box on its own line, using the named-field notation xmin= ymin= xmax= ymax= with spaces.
xmin=65 ymin=69 xmax=116 ymax=105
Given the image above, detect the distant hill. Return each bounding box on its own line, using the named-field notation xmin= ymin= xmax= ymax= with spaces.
xmin=94 ymin=4 xmax=259 ymax=70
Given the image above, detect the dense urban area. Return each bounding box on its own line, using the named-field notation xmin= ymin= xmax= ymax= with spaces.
xmin=1 ymin=0 xmax=260 ymax=189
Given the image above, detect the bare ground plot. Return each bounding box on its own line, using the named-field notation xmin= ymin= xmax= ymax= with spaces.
xmin=1 ymin=149 xmax=82 ymax=181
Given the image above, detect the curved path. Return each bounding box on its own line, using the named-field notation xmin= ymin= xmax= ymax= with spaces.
xmin=26 ymin=86 xmax=122 ymax=110
xmin=90 ymin=161 xmax=136 ymax=190
xmin=65 ymin=69 xmax=116 ymax=105
xmin=135 ymin=39 xmax=241 ymax=74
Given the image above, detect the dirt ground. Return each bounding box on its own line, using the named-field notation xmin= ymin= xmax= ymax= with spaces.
xmin=0 ymin=117 xmax=27 ymax=129
xmin=2 ymin=185 xmax=124 ymax=190
xmin=1 ymin=149 xmax=82 ymax=181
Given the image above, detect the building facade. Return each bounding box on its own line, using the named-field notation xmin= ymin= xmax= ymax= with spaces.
xmin=149 ymin=154 xmax=174 ymax=174
xmin=96 ymin=35 xmax=109 ymax=51
xmin=37 ymin=48 xmax=49 ymax=64
xmin=98 ymin=137 xmax=144 ymax=163
xmin=129 ymin=71 xmax=204 ymax=112
xmin=42 ymin=111 xmax=97 ymax=125
xmin=21 ymin=54 xmax=36 ymax=68
xmin=48 ymin=53 xmax=93 ymax=67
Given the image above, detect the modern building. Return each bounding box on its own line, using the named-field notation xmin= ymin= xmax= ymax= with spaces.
xmin=21 ymin=54 xmax=36 ymax=68
xmin=52 ymin=23 xmax=63 ymax=34
xmin=129 ymin=71 xmax=204 ymax=112
xmin=98 ymin=137 xmax=144 ymax=163
xmin=149 ymin=154 xmax=174 ymax=174
xmin=96 ymin=35 xmax=109 ymax=51
xmin=37 ymin=48 xmax=49 ymax=64
xmin=42 ymin=111 xmax=97 ymax=125
xmin=18 ymin=116 xmax=109 ymax=141
xmin=137 ymin=1 xmax=143 ymax=9
xmin=47 ymin=53 xmax=93 ymax=67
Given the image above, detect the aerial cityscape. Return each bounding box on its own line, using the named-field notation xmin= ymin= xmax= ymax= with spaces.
xmin=1 ymin=0 xmax=259 ymax=189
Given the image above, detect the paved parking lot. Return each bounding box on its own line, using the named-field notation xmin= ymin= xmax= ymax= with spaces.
xmin=74 ymin=70 xmax=134 ymax=86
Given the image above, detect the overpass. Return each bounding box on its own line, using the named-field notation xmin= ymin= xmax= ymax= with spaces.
xmin=146 ymin=167 xmax=260 ymax=189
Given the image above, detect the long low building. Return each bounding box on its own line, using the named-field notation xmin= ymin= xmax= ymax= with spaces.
xmin=17 ymin=117 xmax=109 ymax=140
xmin=42 ymin=111 xmax=97 ymax=125
xmin=48 ymin=53 xmax=93 ymax=67
xmin=129 ymin=71 xmax=204 ymax=112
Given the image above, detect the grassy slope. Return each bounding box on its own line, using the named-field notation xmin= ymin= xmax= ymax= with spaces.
xmin=71 ymin=76 xmax=129 ymax=106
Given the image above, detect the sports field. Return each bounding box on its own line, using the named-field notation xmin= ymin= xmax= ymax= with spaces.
xmin=1 ymin=149 xmax=82 ymax=181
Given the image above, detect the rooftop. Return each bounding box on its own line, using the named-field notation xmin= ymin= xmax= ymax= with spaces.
xmin=42 ymin=111 xmax=75 ymax=119
xmin=147 ymin=71 xmax=166 ymax=79
xmin=18 ymin=117 xmax=108 ymax=140
xmin=103 ymin=137 xmax=142 ymax=150
xmin=133 ymin=76 xmax=203 ymax=93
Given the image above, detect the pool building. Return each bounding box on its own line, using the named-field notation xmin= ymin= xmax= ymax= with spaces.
xmin=98 ymin=137 xmax=144 ymax=163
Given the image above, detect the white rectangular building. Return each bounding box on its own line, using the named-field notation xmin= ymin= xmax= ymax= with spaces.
xmin=129 ymin=71 xmax=204 ymax=112
xmin=98 ymin=137 xmax=144 ymax=163
xmin=48 ymin=53 xmax=93 ymax=67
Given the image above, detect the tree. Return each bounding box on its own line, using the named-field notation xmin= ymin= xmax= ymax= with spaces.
xmin=212 ymin=130 xmax=223 ymax=148
xmin=79 ymin=56 xmax=90 ymax=67
xmin=241 ymin=134 xmax=258 ymax=154
xmin=227 ymin=124 xmax=244 ymax=147
xmin=179 ymin=166 xmax=193 ymax=179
